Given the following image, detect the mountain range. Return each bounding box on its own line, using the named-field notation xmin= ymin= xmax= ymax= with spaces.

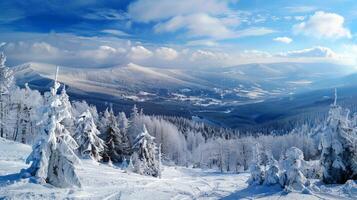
xmin=11 ymin=61 xmax=357 ymax=130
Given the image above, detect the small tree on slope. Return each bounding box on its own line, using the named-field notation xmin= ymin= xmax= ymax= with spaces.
xmin=132 ymin=125 xmax=160 ymax=177
xmin=74 ymin=110 xmax=105 ymax=161
xmin=248 ymin=143 xmax=265 ymax=185
xmin=101 ymin=108 xmax=131 ymax=163
xmin=22 ymin=67 xmax=81 ymax=188
xmin=320 ymin=90 xmax=357 ymax=184
xmin=279 ymin=147 xmax=309 ymax=192
xmin=264 ymin=153 xmax=280 ymax=186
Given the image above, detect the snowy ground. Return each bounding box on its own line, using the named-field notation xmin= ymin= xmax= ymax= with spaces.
xmin=0 ymin=138 xmax=356 ymax=200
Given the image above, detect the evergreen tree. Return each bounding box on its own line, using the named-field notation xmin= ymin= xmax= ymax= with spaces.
xmin=22 ymin=67 xmax=81 ymax=188
xmin=118 ymin=111 xmax=129 ymax=137
xmin=101 ymin=108 xmax=131 ymax=163
xmin=74 ymin=110 xmax=105 ymax=161
xmin=131 ymin=125 xmax=160 ymax=177
xmin=128 ymin=105 xmax=142 ymax=142
xmin=59 ymin=85 xmax=75 ymax=134
xmin=279 ymin=147 xmax=309 ymax=192
xmin=248 ymin=143 xmax=265 ymax=185
xmin=320 ymin=90 xmax=357 ymax=184
xmin=263 ymin=154 xmax=280 ymax=186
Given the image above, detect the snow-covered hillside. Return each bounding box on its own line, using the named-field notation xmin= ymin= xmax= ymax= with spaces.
xmin=13 ymin=61 xmax=354 ymax=105
xmin=0 ymin=138 xmax=356 ymax=200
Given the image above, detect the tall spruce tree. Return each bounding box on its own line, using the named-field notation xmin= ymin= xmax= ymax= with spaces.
xmin=23 ymin=67 xmax=81 ymax=188
xmin=132 ymin=125 xmax=160 ymax=177
xmin=101 ymin=108 xmax=131 ymax=163
xmin=74 ymin=110 xmax=105 ymax=161
xmin=320 ymin=90 xmax=357 ymax=184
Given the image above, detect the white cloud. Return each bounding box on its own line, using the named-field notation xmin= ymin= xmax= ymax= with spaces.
xmin=239 ymin=50 xmax=272 ymax=58
xmin=128 ymin=0 xmax=277 ymax=40
xmin=31 ymin=42 xmax=59 ymax=55
xmin=155 ymin=47 xmax=178 ymax=60
xmin=1 ymin=32 xmax=347 ymax=69
xmin=293 ymin=11 xmax=351 ymax=39
xmin=273 ymin=37 xmax=293 ymax=44
xmin=79 ymin=46 xmax=126 ymax=60
xmin=0 ymin=34 xmax=131 ymax=67
xmin=128 ymin=0 xmax=229 ymax=22
xmin=84 ymin=9 xmax=129 ymax=20
xmin=129 ymin=46 xmax=153 ymax=60
xmin=336 ymin=44 xmax=357 ymax=66
xmin=154 ymin=13 xmax=273 ymax=39
xmin=101 ymin=29 xmax=130 ymax=37
xmin=278 ymin=46 xmax=337 ymax=58
xmin=154 ymin=14 xmax=234 ymax=39
xmin=235 ymin=27 xmax=276 ymax=37
xmin=190 ymin=50 xmax=230 ymax=61
xmin=185 ymin=40 xmax=218 ymax=47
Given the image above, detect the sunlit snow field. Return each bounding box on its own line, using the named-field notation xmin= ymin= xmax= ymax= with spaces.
xmin=0 ymin=138 xmax=356 ymax=200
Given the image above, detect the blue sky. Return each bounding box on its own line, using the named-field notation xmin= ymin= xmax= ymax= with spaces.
xmin=1 ymin=0 xmax=357 ymax=68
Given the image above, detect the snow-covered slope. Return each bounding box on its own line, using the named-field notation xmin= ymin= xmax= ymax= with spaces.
xmin=0 ymin=138 xmax=356 ymax=199
xmin=12 ymin=61 xmax=354 ymax=105
xmin=13 ymin=62 xmax=208 ymax=94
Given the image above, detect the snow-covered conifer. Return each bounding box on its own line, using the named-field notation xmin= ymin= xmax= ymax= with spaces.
xmin=59 ymin=85 xmax=75 ymax=133
xmin=264 ymin=153 xmax=280 ymax=185
xmin=101 ymin=108 xmax=131 ymax=163
xmin=320 ymin=91 xmax=357 ymax=184
xmin=74 ymin=110 xmax=105 ymax=161
xmin=128 ymin=105 xmax=143 ymax=142
xmin=23 ymin=67 xmax=81 ymax=188
xmin=131 ymin=125 xmax=160 ymax=177
xmin=248 ymin=164 xmax=264 ymax=185
xmin=279 ymin=147 xmax=309 ymax=192
xmin=248 ymin=143 xmax=265 ymax=185
xmin=118 ymin=111 xmax=129 ymax=133
xmin=264 ymin=165 xmax=280 ymax=185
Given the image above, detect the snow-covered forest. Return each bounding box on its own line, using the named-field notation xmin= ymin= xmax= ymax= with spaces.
xmin=0 ymin=50 xmax=356 ymax=199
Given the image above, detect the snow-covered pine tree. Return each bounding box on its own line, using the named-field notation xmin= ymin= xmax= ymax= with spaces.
xmin=320 ymin=90 xmax=357 ymax=184
xmin=59 ymin=85 xmax=76 ymax=134
xmin=23 ymin=67 xmax=81 ymax=188
xmin=279 ymin=147 xmax=309 ymax=192
xmin=118 ymin=111 xmax=129 ymax=134
xmin=264 ymin=165 xmax=280 ymax=186
xmin=0 ymin=52 xmax=14 ymax=139
xmin=74 ymin=110 xmax=105 ymax=161
xmin=128 ymin=104 xmax=143 ymax=142
xmin=101 ymin=108 xmax=131 ymax=163
xmin=248 ymin=143 xmax=265 ymax=185
xmin=131 ymin=125 xmax=160 ymax=177
xmin=263 ymin=153 xmax=280 ymax=186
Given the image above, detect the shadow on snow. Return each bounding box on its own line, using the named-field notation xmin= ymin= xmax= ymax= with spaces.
xmin=221 ymin=184 xmax=284 ymax=200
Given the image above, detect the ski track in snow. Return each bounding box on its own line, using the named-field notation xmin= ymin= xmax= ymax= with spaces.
xmin=0 ymin=138 xmax=356 ymax=200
